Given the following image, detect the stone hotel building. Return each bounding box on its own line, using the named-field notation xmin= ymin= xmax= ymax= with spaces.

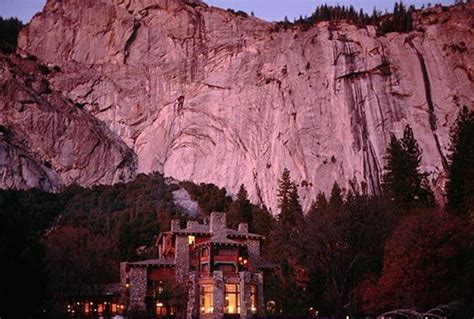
xmin=120 ymin=212 xmax=270 ymax=318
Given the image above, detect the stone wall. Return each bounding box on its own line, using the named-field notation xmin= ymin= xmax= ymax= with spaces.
xmin=238 ymin=223 xmax=249 ymax=232
xmin=247 ymin=239 xmax=260 ymax=272
xmin=212 ymin=271 xmax=224 ymax=319
xmin=171 ymin=219 xmax=180 ymax=231
xmin=128 ymin=267 xmax=147 ymax=313
xmin=239 ymin=272 xmax=252 ymax=319
xmin=256 ymin=272 xmax=265 ymax=317
xmin=186 ymin=271 xmax=199 ymax=319
xmin=119 ymin=262 xmax=129 ymax=305
xmin=175 ymin=235 xmax=189 ymax=282
xmin=210 ymin=212 xmax=226 ymax=234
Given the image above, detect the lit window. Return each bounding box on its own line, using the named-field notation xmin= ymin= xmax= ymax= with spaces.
xmin=188 ymin=235 xmax=196 ymax=245
xmin=250 ymin=285 xmax=257 ymax=314
xmin=224 ymin=284 xmax=240 ymax=314
xmin=200 ymin=284 xmax=213 ymax=314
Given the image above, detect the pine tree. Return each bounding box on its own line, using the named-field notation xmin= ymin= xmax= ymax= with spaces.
xmin=277 ymin=168 xmax=293 ymax=218
xmin=277 ymin=168 xmax=303 ymax=228
xmin=382 ymin=125 xmax=434 ymax=212
xmin=287 ymin=181 xmax=304 ymax=226
xmin=446 ymin=106 xmax=474 ymax=216
xmin=307 ymin=192 xmax=329 ymax=220
xmin=329 ymin=181 xmax=344 ymax=213
xmin=227 ymin=184 xmax=253 ymax=229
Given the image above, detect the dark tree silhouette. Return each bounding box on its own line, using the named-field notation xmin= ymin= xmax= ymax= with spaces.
xmin=382 ymin=125 xmax=434 ymax=212
xmin=446 ymin=106 xmax=474 ymax=216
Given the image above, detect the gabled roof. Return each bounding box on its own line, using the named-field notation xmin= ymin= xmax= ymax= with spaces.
xmin=195 ymin=232 xmax=245 ymax=247
xmin=156 ymin=224 xmax=263 ymax=247
xmin=174 ymin=224 xmax=210 ymax=234
xmin=128 ymin=259 xmax=175 ymax=267
xmin=227 ymin=229 xmax=264 ymax=239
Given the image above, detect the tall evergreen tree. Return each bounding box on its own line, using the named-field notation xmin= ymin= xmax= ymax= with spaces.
xmin=329 ymin=181 xmax=344 ymax=213
xmin=227 ymin=184 xmax=253 ymax=229
xmin=277 ymin=168 xmax=304 ymax=228
xmin=0 ymin=17 xmax=23 ymax=53
xmin=446 ymin=106 xmax=474 ymax=216
xmin=307 ymin=192 xmax=329 ymax=220
xmin=267 ymin=169 xmax=307 ymax=315
xmin=382 ymin=125 xmax=434 ymax=212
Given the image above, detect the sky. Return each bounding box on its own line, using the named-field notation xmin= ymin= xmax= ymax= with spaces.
xmin=1 ymin=0 xmax=454 ymax=23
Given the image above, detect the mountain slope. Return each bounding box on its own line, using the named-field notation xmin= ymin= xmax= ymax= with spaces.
xmin=0 ymin=54 xmax=136 ymax=190
xmin=4 ymin=0 xmax=473 ymax=211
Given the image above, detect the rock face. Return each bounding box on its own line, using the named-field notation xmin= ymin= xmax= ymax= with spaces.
xmin=0 ymin=55 xmax=136 ymax=191
xmin=6 ymin=0 xmax=474 ymax=211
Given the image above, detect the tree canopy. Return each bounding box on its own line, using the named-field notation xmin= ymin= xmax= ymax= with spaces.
xmin=382 ymin=125 xmax=435 ymax=212
xmin=446 ymin=106 xmax=474 ymax=216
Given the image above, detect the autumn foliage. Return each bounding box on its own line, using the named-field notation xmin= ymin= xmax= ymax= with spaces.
xmin=358 ymin=209 xmax=473 ymax=314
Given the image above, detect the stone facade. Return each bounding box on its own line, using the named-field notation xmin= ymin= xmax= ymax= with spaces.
xmin=256 ymin=273 xmax=265 ymax=317
xmin=186 ymin=272 xmax=199 ymax=319
xmin=210 ymin=212 xmax=226 ymax=234
xmin=175 ymin=235 xmax=190 ymax=282
xmin=212 ymin=271 xmax=225 ymax=319
xmin=246 ymin=239 xmax=261 ymax=272
xmin=239 ymin=272 xmax=252 ymax=319
xmin=128 ymin=267 xmax=147 ymax=313
xmin=121 ymin=212 xmax=271 ymax=318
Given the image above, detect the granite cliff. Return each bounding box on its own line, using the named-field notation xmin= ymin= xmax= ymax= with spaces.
xmin=1 ymin=0 xmax=472 ymax=212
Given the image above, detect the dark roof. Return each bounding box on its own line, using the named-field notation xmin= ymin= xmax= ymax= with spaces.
xmin=227 ymin=229 xmax=264 ymax=239
xmin=195 ymin=232 xmax=245 ymax=247
xmin=156 ymin=222 xmax=264 ymax=248
xmin=174 ymin=224 xmax=210 ymax=234
xmin=128 ymin=259 xmax=175 ymax=267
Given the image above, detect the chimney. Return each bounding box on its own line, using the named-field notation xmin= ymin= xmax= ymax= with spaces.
xmin=187 ymin=220 xmax=198 ymax=229
xmin=238 ymin=223 xmax=248 ymax=233
xmin=210 ymin=212 xmax=226 ymax=234
xmin=171 ymin=219 xmax=180 ymax=231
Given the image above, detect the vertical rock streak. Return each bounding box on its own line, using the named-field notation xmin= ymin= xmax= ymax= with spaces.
xmin=341 ymin=42 xmax=381 ymax=194
xmin=10 ymin=0 xmax=473 ymax=210
xmin=408 ymin=40 xmax=448 ymax=171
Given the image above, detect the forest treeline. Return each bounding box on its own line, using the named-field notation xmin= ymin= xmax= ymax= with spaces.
xmin=1 ymin=98 xmax=472 ymax=319
xmin=0 ymin=17 xmax=22 ymax=53
xmin=276 ymin=1 xmax=416 ymax=35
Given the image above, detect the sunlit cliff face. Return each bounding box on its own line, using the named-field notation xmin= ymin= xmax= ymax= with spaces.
xmin=1 ymin=0 xmax=472 ymax=212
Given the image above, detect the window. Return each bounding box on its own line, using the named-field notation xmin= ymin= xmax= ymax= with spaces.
xmin=200 ymin=284 xmax=213 ymax=314
xmin=250 ymin=285 xmax=257 ymax=314
xmin=224 ymin=284 xmax=240 ymax=314
xmin=188 ymin=235 xmax=196 ymax=245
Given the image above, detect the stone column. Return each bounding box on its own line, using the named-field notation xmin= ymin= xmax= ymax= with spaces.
xmin=128 ymin=266 xmax=147 ymax=314
xmin=239 ymin=271 xmax=252 ymax=319
xmin=119 ymin=262 xmax=129 ymax=306
xmin=210 ymin=212 xmax=226 ymax=234
xmin=175 ymin=235 xmax=190 ymax=283
xmin=247 ymin=239 xmax=260 ymax=272
xmin=212 ymin=271 xmax=224 ymax=319
xmin=186 ymin=271 xmax=199 ymax=319
xmin=256 ymin=272 xmax=265 ymax=317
